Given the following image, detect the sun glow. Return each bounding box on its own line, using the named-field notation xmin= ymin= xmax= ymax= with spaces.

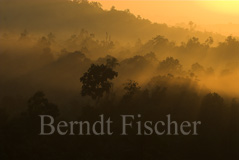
xmin=200 ymin=1 xmax=239 ymax=14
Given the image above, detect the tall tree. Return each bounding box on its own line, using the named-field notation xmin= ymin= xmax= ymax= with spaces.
xmin=80 ymin=64 xmax=118 ymax=100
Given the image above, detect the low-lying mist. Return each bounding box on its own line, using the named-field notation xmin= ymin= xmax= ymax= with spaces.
xmin=0 ymin=27 xmax=239 ymax=116
xmin=0 ymin=0 xmax=238 ymax=117
xmin=1 ymin=1 xmax=239 ymax=159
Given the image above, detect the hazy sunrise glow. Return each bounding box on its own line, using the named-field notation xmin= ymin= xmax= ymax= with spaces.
xmin=89 ymin=0 xmax=239 ymax=24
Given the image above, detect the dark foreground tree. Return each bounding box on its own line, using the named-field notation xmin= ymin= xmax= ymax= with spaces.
xmin=27 ymin=91 xmax=59 ymax=118
xmin=199 ymin=92 xmax=225 ymax=136
xmin=80 ymin=64 xmax=118 ymax=99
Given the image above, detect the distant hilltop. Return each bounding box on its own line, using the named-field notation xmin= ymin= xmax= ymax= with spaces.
xmin=0 ymin=0 xmax=225 ymax=43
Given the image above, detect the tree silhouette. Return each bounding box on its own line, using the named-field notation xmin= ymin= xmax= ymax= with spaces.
xmin=27 ymin=91 xmax=59 ymax=118
xmin=188 ymin=21 xmax=196 ymax=31
xmin=191 ymin=63 xmax=205 ymax=74
xmin=201 ymin=93 xmax=224 ymax=111
xmin=230 ymin=98 xmax=239 ymax=132
xmin=106 ymin=56 xmax=119 ymax=69
xmin=186 ymin=37 xmax=201 ymax=48
xmin=199 ymin=92 xmax=225 ymax=135
xmin=80 ymin=64 xmax=118 ymax=99
xmin=204 ymin=36 xmax=214 ymax=46
xmin=158 ymin=57 xmax=182 ymax=74
xmin=97 ymin=55 xmax=119 ymax=69
xmin=123 ymin=80 xmax=141 ymax=99
xmin=200 ymin=92 xmax=224 ymax=118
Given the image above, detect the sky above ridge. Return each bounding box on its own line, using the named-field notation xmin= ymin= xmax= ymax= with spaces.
xmin=89 ymin=0 xmax=239 ymax=25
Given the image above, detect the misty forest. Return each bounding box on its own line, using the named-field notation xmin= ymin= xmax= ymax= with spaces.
xmin=0 ymin=0 xmax=238 ymax=160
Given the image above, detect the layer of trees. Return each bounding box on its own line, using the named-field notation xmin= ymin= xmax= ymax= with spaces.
xmin=0 ymin=1 xmax=238 ymax=159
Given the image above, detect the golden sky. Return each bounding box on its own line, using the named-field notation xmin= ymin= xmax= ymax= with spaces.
xmin=89 ymin=0 xmax=239 ymax=25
